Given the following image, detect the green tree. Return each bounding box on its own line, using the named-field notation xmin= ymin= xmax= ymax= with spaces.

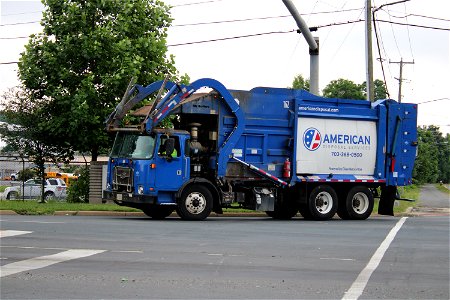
xmin=412 ymin=126 xmax=449 ymax=184
xmin=362 ymin=79 xmax=388 ymax=100
xmin=291 ymin=74 xmax=310 ymax=91
xmin=16 ymin=0 xmax=178 ymax=161
xmin=0 ymin=87 xmax=74 ymax=201
xmin=322 ymin=78 xmax=365 ymax=99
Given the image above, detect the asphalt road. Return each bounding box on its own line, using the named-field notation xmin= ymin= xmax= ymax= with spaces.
xmin=1 ymin=214 xmax=449 ymax=299
xmin=418 ymin=184 xmax=449 ymax=208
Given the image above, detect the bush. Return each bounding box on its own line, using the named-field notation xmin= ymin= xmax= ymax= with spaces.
xmin=18 ymin=168 xmax=36 ymax=181
xmin=66 ymin=167 xmax=89 ymax=203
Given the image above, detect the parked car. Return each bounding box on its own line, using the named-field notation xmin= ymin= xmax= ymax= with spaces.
xmin=4 ymin=178 xmax=67 ymax=201
xmin=3 ymin=172 xmax=18 ymax=181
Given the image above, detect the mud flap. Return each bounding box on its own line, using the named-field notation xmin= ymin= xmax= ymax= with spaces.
xmin=378 ymin=186 xmax=397 ymax=216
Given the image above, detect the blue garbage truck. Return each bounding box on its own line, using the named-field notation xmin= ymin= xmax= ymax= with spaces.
xmin=103 ymin=78 xmax=418 ymax=220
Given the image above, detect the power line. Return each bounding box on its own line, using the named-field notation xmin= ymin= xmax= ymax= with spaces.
xmin=171 ymin=7 xmax=364 ymax=27
xmin=373 ymin=17 xmax=390 ymax=98
xmin=416 ymin=98 xmax=449 ymax=104
xmin=0 ymin=21 xmax=40 ymax=27
xmin=0 ymin=10 xmax=42 ymax=17
xmin=1 ymin=18 xmax=447 ymax=43
xmin=375 ymin=19 xmax=449 ymax=31
xmin=167 ymin=30 xmax=295 ymax=47
xmin=0 ymin=36 xmax=29 ymax=40
xmin=0 ymin=62 xmax=19 ymax=65
xmin=170 ymin=0 xmax=224 ymax=7
xmin=382 ymin=11 xmax=450 ymax=22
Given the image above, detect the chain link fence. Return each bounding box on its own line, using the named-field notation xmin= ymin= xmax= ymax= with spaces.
xmin=0 ymin=155 xmax=98 ymax=202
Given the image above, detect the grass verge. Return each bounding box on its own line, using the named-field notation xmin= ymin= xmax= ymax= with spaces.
xmin=0 ymin=200 xmax=140 ymax=215
xmin=435 ymin=184 xmax=450 ymax=195
xmin=373 ymin=184 xmax=419 ymax=215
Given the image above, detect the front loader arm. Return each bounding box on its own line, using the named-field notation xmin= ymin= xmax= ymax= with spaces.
xmin=105 ymin=79 xmax=177 ymax=132
xmin=146 ymin=78 xmax=246 ymax=177
xmin=106 ymin=78 xmax=245 ymax=178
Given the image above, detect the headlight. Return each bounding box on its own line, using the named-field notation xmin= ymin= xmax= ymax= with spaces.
xmin=138 ymin=185 xmax=144 ymax=195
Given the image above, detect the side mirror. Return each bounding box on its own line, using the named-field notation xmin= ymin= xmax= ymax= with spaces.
xmin=165 ymin=138 xmax=175 ymax=160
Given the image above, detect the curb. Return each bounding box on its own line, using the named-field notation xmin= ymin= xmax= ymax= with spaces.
xmin=0 ymin=210 xmax=17 ymax=215
xmin=53 ymin=211 xmax=146 ymax=216
xmin=0 ymin=210 xmax=267 ymax=217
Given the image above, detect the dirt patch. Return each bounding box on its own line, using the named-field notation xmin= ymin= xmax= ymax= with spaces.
xmin=406 ymin=207 xmax=450 ymax=217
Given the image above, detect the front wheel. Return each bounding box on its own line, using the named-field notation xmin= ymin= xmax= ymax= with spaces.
xmin=177 ymin=184 xmax=212 ymax=220
xmin=142 ymin=205 xmax=174 ymax=220
xmin=307 ymin=185 xmax=338 ymax=220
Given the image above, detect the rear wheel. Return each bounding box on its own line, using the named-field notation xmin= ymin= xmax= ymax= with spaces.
xmin=6 ymin=191 xmax=19 ymax=200
xmin=265 ymin=195 xmax=298 ymax=220
xmin=44 ymin=191 xmax=56 ymax=201
xmin=343 ymin=186 xmax=374 ymax=220
xmin=307 ymin=185 xmax=338 ymax=220
xmin=142 ymin=205 xmax=174 ymax=220
xmin=176 ymin=184 xmax=212 ymax=220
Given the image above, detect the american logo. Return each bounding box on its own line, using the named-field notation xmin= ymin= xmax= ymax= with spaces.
xmin=303 ymin=128 xmax=321 ymax=151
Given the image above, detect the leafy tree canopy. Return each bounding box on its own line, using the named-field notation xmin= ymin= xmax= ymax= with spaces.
xmin=322 ymin=78 xmax=365 ymax=99
xmin=413 ymin=125 xmax=449 ymax=184
xmin=291 ymin=74 xmax=310 ymax=91
xmin=11 ymin=0 xmax=178 ymax=161
xmin=362 ymin=79 xmax=389 ymax=100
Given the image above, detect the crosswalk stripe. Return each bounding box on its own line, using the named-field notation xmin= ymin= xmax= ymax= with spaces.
xmin=0 ymin=249 xmax=106 ymax=278
xmin=0 ymin=230 xmax=32 ymax=238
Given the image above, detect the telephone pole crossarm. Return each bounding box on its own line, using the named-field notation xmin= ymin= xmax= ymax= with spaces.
xmin=390 ymin=58 xmax=414 ymax=102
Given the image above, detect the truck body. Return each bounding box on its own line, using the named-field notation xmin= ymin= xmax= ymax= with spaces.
xmin=103 ymin=78 xmax=418 ymax=220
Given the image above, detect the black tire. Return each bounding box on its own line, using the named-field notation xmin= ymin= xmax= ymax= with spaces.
xmin=142 ymin=205 xmax=174 ymax=220
xmin=265 ymin=211 xmax=275 ymax=218
xmin=343 ymin=186 xmax=374 ymax=220
xmin=307 ymin=185 xmax=338 ymax=220
xmin=176 ymin=184 xmax=212 ymax=220
xmin=6 ymin=191 xmax=19 ymax=200
xmin=337 ymin=188 xmax=351 ymax=220
xmin=265 ymin=203 xmax=298 ymax=220
xmin=44 ymin=191 xmax=55 ymax=201
xmin=298 ymin=203 xmax=313 ymax=220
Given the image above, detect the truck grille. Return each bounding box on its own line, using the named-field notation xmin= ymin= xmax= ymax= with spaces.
xmin=113 ymin=166 xmax=133 ymax=192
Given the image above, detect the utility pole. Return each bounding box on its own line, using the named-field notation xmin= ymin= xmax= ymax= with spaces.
xmin=365 ymin=0 xmax=374 ymax=102
xmin=282 ymin=0 xmax=319 ymax=95
xmin=390 ymin=58 xmax=414 ymax=102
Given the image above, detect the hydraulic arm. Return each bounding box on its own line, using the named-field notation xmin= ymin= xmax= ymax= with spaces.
xmin=105 ymin=78 xmax=246 ymax=177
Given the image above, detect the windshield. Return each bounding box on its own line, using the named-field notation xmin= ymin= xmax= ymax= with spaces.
xmin=111 ymin=132 xmax=156 ymax=159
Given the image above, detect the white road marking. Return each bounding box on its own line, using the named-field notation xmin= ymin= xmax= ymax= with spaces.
xmin=342 ymin=217 xmax=408 ymax=300
xmin=0 ymin=220 xmax=65 ymax=224
xmin=320 ymin=257 xmax=355 ymax=261
xmin=0 ymin=249 xmax=106 ymax=278
xmin=0 ymin=230 xmax=32 ymax=238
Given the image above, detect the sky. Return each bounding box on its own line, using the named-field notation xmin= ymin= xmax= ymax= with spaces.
xmin=0 ymin=0 xmax=449 ymax=135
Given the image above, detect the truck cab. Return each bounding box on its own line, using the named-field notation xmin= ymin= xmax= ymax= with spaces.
xmin=104 ymin=129 xmax=191 ymax=212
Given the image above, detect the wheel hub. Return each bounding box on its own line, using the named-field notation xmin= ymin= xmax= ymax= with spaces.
xmin=352 ymin=192 xmax=369 ymax=214
xmin=185 ymin=192 xmax=206 ymax=214
xmin=315 ymin=192 xmax=332 ymax=213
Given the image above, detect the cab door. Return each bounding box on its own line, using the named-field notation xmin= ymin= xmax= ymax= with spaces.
xmin=154 ymin=135 xmax=187 ymax=191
